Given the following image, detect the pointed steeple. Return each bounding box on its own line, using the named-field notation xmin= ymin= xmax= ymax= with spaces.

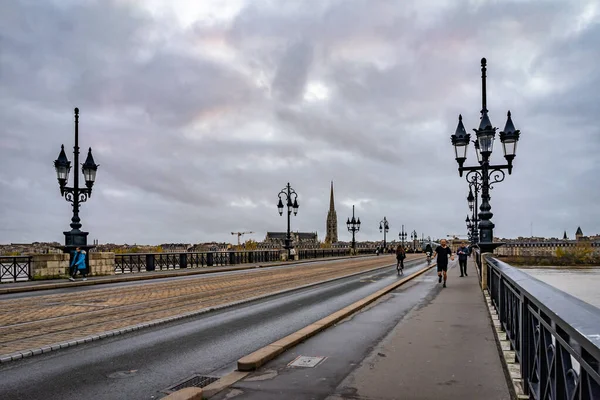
xmin=329 ymin=181 xmax=335 ymax=211
xmin=563 ymin=231 xmax=568 ymax=240
xmin=325 ymin=181 xmax=338 ymax=244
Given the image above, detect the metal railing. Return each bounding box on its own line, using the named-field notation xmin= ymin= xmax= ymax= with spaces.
xmin=298 ymin=248 xmax=371 ymax=259
xmin=114 ymin=248 xmax=376 ymax=274
xmin=484 ymin=255 xmax=600 ymax=399
xmin=0 ymin=256 xmax=33 ymax=283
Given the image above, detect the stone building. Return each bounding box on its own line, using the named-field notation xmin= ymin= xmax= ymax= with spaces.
xmin=324 ymin=181 xmax=338 ymax=244
xmin=494 ymin=227 xmax=600 ymax=257
xmin=264 ymin=232 xmax=319 ymax=249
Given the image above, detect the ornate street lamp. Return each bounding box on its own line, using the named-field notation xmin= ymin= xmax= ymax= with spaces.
xmin=467 ymin=187 xmax=479 ymax=244
xmin=54 ymin=107 xmax=99 ymax=254
xmin=379 ymin=217 xmax=389 ymax=252
xmin=450 ymin=58 xmax=521 ymax=253
xmin=399 ymin=225 xmax=407 ymax=250
xmin=277 ymin=182 xmax=299 ymax=259
xmin=347 ymin=205 xmax=361 ymax=254
xmin=410 ymin=230 xmax=418 ymax=252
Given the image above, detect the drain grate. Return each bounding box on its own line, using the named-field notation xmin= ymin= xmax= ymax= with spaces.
xmin=164 ymin=375 xmax=219 ymax=393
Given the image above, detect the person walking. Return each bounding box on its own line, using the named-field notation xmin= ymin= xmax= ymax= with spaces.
xmin=396 ymin=244 xmax=406 ymax=274
xmin=69 ymin=247 xmax=88 ymax=281
xmin=432 ymin=239 xmax=454 ymax=288
xmin=457 ymin=244 xmax=469 ymax=277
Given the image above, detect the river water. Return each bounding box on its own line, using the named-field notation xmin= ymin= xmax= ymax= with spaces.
xmin=522 ymin=267 xmax=600 ymax=309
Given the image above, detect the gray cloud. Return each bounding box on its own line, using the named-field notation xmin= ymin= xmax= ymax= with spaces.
xmin=1 ymin=0 xmax=599 ymax=245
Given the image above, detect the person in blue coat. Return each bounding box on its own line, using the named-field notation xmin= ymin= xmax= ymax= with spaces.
xmin=69 ymin=247 xmax=87 ymax=281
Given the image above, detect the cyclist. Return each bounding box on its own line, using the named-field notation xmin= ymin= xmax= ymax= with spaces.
xmin=396 ymin=244 xmax=406 ymax=275
xmin=425 ymin=243 xmax=433 ymax=265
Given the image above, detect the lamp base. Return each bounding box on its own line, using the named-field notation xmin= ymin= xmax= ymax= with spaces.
xmin=476 ymin=242 xmax=505 ymax=254
xmin=64 ymin=229 xmax=89 ymax=247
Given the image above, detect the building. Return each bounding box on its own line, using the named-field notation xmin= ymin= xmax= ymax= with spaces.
xmin=0 ymin=242 xmax=63 ymax=256
xmin=494 ymin=227 xmax=600 ymax=257
xmin=264 ymin=232 xmax=319 ymax=249
xmin=324 ymin=181 xmax=338 ymax=244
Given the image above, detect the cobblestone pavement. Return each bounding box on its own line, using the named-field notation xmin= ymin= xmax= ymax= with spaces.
xmin=0 ymin=255 xmax=415 ymax=357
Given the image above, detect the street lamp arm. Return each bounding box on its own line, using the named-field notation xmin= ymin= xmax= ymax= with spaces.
xmin=488 ymin=168 xmax=506 ymax=190
xmin=62 ymin=188 xmax=91 ymax=205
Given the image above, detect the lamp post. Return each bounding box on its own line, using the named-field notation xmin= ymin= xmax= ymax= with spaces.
xmin=399 ymin=225 xmax=407 ymax=250
xmin=54 ymin=107 xmax=99 ymax=254
xmin=410 ymin=230 xmax=417 ymax=252
xmin=277 ymin=182 xmax=299 ymax=259
xmin=346 ymin=205 xmax=361 ymax=254
xmin=467 ymin=182 xmax=480 ymax=245
xmin=379 ymin=217 xmax=389 ymax=252
xmin=450 ymin=58 xmax=521 ymax=253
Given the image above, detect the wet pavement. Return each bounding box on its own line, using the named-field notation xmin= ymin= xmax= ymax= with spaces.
xmin=213 ymin=259 xmax=510 ymax=400
xmin=0 ymin=259 xmax=425 ymax=400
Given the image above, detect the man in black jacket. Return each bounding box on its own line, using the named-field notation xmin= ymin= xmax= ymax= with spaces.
xmin=457 ymin=244 xmax=469 ymax=277
xmin=433 ymin=240 xmax=454 ymax=288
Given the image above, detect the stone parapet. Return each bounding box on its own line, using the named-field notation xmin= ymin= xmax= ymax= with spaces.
xmin=31 ymin=254 xmax=70 ymax=279
xmin=31 ymin=252 xmax=115 ymax=279
xmin=89 ymin=252 xmax=115 ymax=276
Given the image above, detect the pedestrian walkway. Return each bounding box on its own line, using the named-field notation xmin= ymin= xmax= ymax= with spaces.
xmin=326 ymin=258 xmax=510 ymax=399
xmin=212 ymin=258 xmax=511 ymax=400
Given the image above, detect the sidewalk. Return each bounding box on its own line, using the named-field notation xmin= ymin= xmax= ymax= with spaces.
xmin=0 ymin=254 xmax=380 ymax=294
xmin=211 ymin=258 xmax=511 ymax=400
xmin=328 ymin=258 xmax=510 ymax=399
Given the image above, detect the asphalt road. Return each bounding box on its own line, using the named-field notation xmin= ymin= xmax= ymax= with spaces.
xmin=0 ymin=258 xmax=427 ymax=400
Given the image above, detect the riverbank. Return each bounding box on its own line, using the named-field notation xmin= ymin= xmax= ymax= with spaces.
xmin=496 ymin=255 xmax=600 ymax=268
xmin=516 ymin=265 xmax=600 ymax=269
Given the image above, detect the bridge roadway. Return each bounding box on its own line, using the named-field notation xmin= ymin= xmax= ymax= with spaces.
xmin=0 ymin=255 xmax=431 ymax=397
xmin=0 ymin=255 xmax=421 ymax=358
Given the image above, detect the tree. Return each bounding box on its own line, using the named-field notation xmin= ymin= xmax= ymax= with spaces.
xmin=244 ymin=240 xmax=258 ymax=251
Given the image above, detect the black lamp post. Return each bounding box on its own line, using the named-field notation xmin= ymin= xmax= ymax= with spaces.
xmin=451 ymin=58 xmax=521 ymax=253
xmin=346 ymin=205 xmax=361 ymax=254
xmin=277 ymin=182 xmax=299 ymax=259
xmin=379 ymin=217 xmax=389 ymax=252
xmin=54 ymin=108 xmax=99 ymax=253
xmin=399 ymin=225 xmax=407 ymax=250
xmin=410 ymin=230 xmax=417 ymax=252
xmin=467 ymin=186 xmax=480 ymax=244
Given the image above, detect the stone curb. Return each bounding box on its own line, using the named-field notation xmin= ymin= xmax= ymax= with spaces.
xmin=237 ymin=262 xmax=436 ymax=372
xmin=482 ymin=290 xmax=528 ymax=400
xmin=162 ymin=387 xmax=203 ymax=400
xmin=0 ymin=257 xmax=423 ymax=364
xmin=0 ymin=254 xmax=375 ymax=295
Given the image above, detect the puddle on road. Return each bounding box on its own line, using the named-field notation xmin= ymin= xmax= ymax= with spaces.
xmin=107 ymin=370 xmax=138 ymax=379
xmin=245 ymin=370 xmax=278 ymax=381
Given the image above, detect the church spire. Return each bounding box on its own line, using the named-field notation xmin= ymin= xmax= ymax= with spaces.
xmin=325 ymin=181 xmax=338 ymax=244
xmin=329 ymin=181 xmax=335 ymax=211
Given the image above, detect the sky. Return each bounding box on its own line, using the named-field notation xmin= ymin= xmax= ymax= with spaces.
xmin=1 ymin=0 xmax=599 ymax=245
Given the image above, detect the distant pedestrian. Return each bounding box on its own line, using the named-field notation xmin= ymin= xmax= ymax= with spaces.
xmin=432 ymin=239 xmax=454 ymax=288
xmin=69 ymin=247 xmax=87 ymax=281
xmin=396 ymin=244 xmax=406 ymax=274
xmin=457 ymin=244 xmax=469 ymax=277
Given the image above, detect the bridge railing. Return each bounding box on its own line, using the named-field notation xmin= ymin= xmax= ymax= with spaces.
xmin=483 ymin=255 xmax=600 ymax=399
xmin=297 ymin=248 xmax=372 ymax=259
xmin=0 ymin=256 xmax=33 ymax=283
xmin=114 ymin=248 xmax=374 ymax=274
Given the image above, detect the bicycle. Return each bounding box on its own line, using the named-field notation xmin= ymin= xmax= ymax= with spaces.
xmin=396 ymin=258 xmax=404 ymax=275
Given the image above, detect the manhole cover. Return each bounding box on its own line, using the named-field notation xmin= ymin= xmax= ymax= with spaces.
xmin=163 ymin=375 xmax=220 ymax=394
xmin=107 ymin=370 xmax=138 ymax=379
xmin=287 ymin=356 xmax=327 ymax=368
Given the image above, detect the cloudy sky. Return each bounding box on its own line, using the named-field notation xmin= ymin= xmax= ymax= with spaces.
xmin=1 ymin=0 xmax=599 ymax=245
